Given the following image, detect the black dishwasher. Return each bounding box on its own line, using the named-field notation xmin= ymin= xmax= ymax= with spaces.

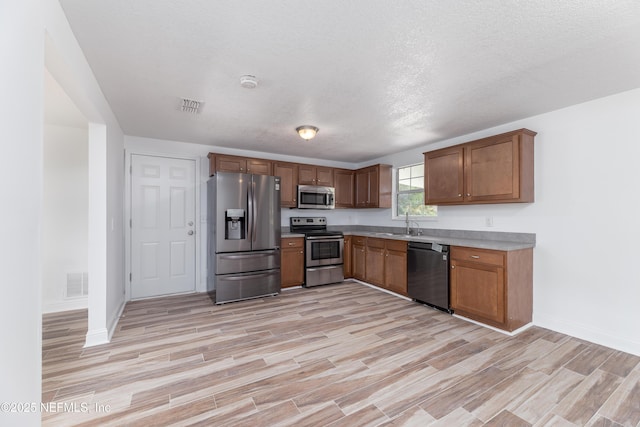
xmin=407 ymin=241 xmax=452 ymax=313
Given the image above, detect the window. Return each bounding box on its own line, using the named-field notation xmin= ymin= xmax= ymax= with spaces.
xmin=396 ymin=164 xmax=437 ymax=217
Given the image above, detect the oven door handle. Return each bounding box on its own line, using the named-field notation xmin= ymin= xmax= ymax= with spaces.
xmin=306 ymin=235 xmax=343 ymax=240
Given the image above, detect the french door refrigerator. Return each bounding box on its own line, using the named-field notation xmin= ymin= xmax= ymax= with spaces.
xmin=207 ymin=172 xmax=281 ymax=304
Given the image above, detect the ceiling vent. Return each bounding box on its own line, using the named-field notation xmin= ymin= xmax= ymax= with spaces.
xmin=180 ymin=98 xmax=204 ymax=114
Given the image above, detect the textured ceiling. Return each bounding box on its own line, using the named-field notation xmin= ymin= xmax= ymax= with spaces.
xmin=59 ymin=0 xmax=640 ymax=162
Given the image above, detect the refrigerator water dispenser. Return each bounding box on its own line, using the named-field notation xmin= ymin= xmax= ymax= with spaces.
xmin=225 ymin=209 xmax=245 ymax=240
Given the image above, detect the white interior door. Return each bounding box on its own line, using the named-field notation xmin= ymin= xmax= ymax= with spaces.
xmin=131 ymin=155 xmax=196 ymax=299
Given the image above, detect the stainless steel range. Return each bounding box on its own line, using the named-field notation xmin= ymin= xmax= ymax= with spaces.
xmin=290 ymin=217 xmax=344 ymax=287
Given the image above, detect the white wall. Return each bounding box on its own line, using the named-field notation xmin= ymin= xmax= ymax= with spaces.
xmin=42 ymin=124 xmax=89 ymax=312
xmin=44 ymin=0 xmax=126 ymax=346
xmin=0 ymin=1 xmax=43 ymax=425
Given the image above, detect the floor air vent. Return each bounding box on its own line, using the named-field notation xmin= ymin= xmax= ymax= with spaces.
xmin=66 ymin=272 xmax=88 ymax=298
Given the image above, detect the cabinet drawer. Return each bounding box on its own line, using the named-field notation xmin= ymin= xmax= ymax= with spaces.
xmin=366 ymin=237 xmax=385 ymax=249
xmin=281 ymin=237 xmax=304 ymax=248
xmin=352 ymin=236 xmax=367 ymax=246
xmin=385 ymin=239 xmax=407 ymax=252
xmin=451 ymin=246 xmax=504 ymax=267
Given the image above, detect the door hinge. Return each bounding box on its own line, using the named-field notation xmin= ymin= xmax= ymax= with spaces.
xmin=129 ymin=273 xmax=132 ymax=281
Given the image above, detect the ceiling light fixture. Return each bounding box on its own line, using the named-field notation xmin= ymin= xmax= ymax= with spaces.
xmin=240 ymin=75 xmax=258 ymax=89
xmin=296 ymin=125 xmax=319 ymax=140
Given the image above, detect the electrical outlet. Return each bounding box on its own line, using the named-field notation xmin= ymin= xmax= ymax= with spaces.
xmin=485 ymin=216 xmax=494 ymax=227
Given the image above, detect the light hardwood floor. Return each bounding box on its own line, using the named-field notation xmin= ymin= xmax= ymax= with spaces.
xmin=42 ymin=282 xmax=640 ymax=426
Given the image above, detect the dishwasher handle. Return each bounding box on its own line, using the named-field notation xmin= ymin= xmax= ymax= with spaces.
xmin=408 ymin=241 xmax=449 ymax=253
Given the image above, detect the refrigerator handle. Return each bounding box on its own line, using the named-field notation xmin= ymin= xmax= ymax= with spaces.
xmin=251 ymin=179 xmax=257 ymax=242
xmin=247 ymin=178 xmax=253 ymax=243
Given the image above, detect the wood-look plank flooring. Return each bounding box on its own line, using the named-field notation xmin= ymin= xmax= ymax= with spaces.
xmin=42 ymin=282 xmax=640 ymax=426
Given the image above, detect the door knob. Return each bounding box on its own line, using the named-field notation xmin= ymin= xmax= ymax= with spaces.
xmin=188 ymin=230 xmax=194 ymax=235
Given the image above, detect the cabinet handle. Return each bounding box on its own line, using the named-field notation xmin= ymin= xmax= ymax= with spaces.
xmin=451 ymin=265 xmax=455 ymax=269
xmin=288 ymin=242 xmax=295 ymax=246
xmin=470 ymin=255 xmax=480 ymax=259
xmin=300 ymin=251 xmax=303 ymax=254
xmin=467 ymin=193 xmax=471 ymax=197
xmin=458 ymin=194 xmax=462 ymax=197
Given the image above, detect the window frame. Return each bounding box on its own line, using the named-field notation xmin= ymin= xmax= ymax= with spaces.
xmin=392 ymin=163 xmax=437 ymax=220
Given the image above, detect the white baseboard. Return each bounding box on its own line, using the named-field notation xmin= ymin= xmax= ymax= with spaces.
xmin=107 ymin=299 xmax=126 ymax=341
xmin=84 ymin=328 xmax=109 ymax=347
xmin=453 ymin=314 xmax=533 ymax=336
xmin=534 ymin=312 xmax=640 ymax=357
xmin=42 ymin=298 xmax=88 ymax=313
xmin=84 ymin=299 xmax=126 ymax=347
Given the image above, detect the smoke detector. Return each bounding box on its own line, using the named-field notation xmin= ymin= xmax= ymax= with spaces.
xmin=240 ymin=75 xmax=258 ymax=89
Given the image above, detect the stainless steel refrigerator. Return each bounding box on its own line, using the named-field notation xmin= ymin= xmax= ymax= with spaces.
xmin=207 ymin=172 xmax=281 ymax=304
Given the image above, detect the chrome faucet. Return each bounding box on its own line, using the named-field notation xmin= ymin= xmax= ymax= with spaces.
xmin=405 ymin=212 xmax=411 ymax=234
xmin=405 ymin=212 xmax=422 ymax=236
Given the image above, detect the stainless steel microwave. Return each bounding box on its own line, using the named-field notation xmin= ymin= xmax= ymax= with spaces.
xmin=297 ymin=185 xmax=335 ymax=209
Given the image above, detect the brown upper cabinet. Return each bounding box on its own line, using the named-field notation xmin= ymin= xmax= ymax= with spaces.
xmin=333 ymin=168 xmax=355 ymax=208
xmin=355 ymin=164 xmax=392 ymax=208
xmin=273 ymin=162 xmax=299 ymax=208
xmin=424 ymin=129 xmax=536 ymax=205
xmin=208 ymin=152 xmax=392 ymax=210
xmin=208 ymin=153 xmax=272 ymax=176
xmin=299 ymin=165 xmax=334 ymax=186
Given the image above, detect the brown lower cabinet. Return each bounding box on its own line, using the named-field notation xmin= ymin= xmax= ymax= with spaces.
xmin=365 ymin=238 xmax=385 ymax=286
xmin=384 ymin=240 xmax=408 ymax=295
xmin=350 ymin=235 xmax=408 ymax=296
xmin=352 ymin=236 xmax=366 ymax=281
xmin=343 ymin=236 xmax=352 ymax=278
xmin=450 ymin=246 xmax=532 ymax=332
xmin=281 ymin=237 xmax=304 ymax=288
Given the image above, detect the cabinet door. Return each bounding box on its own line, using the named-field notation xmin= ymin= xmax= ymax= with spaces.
xmin=315 ymin=167 xmax=334 ymax=187
xmin=334 ymin=169 xmax=354 ymax=208
xmin=281 ymin=238 xmax=304 ymax=287
xmin=384 ymin=240 xmax=407 ymax=295
xmin=298 ymin=165 xmax=317 ymax=185
xmin=207 ymin=153 xmax=216 ymax=177
xmin=274 ymin=162 xmax=298 ymax=208
xmin=343 ymin=236 xmax=352 ymax=278
xmin=354 ymin=165 xmax=391 ymax=208
xmin=424 ymin=146 xmax=464 ymax=205
xmin=352 ymin=244 xmax=366 ymax=280
xmin=215 ymin=155 xmax=247 ymax=173
xmin=247 ymin=158 xmax=272 ymax=176
xmin=365 ymin=241 xmax=385 ymax=287
xmin=367 ymin=168 xmax=379 ymax=208
xmin=377 ymin=165 xmax=392 ymax=208
xmin=450 ymin=259 xmax=505 ymax=325
xmin=465 ymin=135 xmax=519 ymax=203
xmin=355 ymin=169 xmax=370 ymax=207
xmin=385 ymin=248 xmax=407 ymax=295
